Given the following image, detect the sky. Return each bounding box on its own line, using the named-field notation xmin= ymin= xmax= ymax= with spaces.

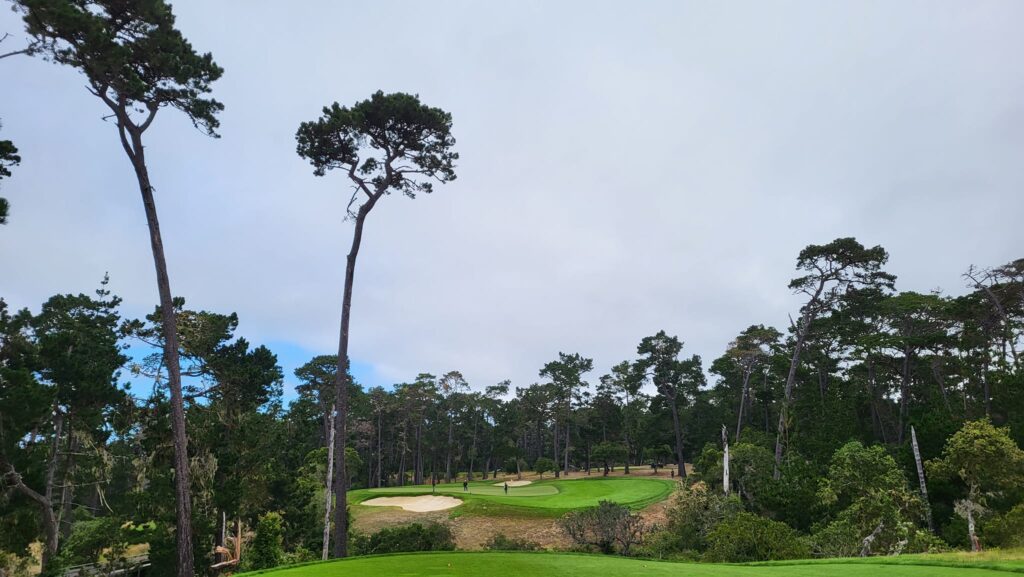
xmin=2 ymin=1 xmax=1023 ymax=401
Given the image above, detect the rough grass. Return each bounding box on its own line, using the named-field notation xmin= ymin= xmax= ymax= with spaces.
xmin=349 ymin=476 xmax=676 ymax=518
xmin=237 ymin=551 xmax=1024 ymax=577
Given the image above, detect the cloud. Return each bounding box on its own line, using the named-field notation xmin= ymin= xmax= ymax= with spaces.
xmin=2 ymin=1 xmax=1022 ymax=394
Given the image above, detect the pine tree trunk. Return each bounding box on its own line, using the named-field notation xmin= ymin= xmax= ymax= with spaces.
xmin=774 ymin=283 xmax=824 ymax=478
xmin=329 ymin=188 xmax=383 ymax=556
xmin=563 ymin=416 xmax=571 ymax=476
xmin=125 ymin=125 xmax=194 ymax=577
xmin=898 ymin=349 xmax=912 ymax=445
xmin=553 ymin=419 xmax=560 ymax=478
xmin=445 ymin=414 xmax=454 ymax=483
xmin=736 ymin=369 xmax=752 ymax=442
xmin=774 ymin=313 xmax=809 ymax=479
xmin=669 ymin=394 xmax=686 ymax=477
xmin=414 ymin=424 xmax=423 ymax=485
xmin=376 ymin=412 xmax=383 ymax=488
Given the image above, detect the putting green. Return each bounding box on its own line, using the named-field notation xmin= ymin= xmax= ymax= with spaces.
xmin=350 ymin=477 xmax=675 ymax=515
xmin=242 ymin=552 xmax=1020 ymax=577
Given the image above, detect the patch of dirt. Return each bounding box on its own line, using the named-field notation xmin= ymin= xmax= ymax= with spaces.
xmin=449 ymin=516 xmax=571 ymax=550
xmin=352 ymin=507 xmax=450 ymax=534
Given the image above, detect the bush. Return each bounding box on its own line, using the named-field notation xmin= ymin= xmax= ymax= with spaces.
xmin=245 ymin=512 xmax=285 ymax=571
xmin=704 ymin=512 xmax=810 ymax=562
xmin=984 ymin=503 xmax=1024 ymax=548
xmin=559 ymin=500 xmax=651 ymax=556
xmin=350 ymin=522 xmax=455 ymax=556
xmin=534 ymin=457 xmax=555 ymax=479
xmin=659 ymin=481 xmax=742 ymax=554
xmin=904 ymin=528 xmax=950 ymax=554
xmin=484 ymin=533 xmax=541 ymax=551
xmin=282 ymin=547 xmax=318 ymax=565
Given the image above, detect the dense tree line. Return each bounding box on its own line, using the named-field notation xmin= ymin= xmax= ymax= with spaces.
xmin=2 ymin=241 xmax=1022 ymax=574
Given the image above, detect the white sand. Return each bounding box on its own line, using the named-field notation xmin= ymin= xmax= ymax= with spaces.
xmin=493 ymin=480 xmax=532 ymax=487
xmin=361 ymin=495 xmax=462 ymax=512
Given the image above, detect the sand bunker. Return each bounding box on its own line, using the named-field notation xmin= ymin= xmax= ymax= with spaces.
xmin=493 ymin=480 xmax=533 ymax=487
xmin=361 ymin=495 xmax=462 ymax=512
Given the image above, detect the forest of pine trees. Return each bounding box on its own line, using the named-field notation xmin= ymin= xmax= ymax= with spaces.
xmin=2 ymin=240 xmax=1022 ymax=574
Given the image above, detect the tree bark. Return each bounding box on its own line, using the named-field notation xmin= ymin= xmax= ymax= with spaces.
xmin=966 ymin=499 xmax=980 ymax=552
xmin=376 ymin=411 xmax=383 ymax=488
xmin=58 ymin=419 xmax=79 ymax=540
xmin=735 ymin=368 xmax=752 ymax=442
xmin=118 ymin=117 xmax=195 ymax=577
xmin=552 ymin=419 xmax=560 ymax=478
xmin=321 ymin=403 xmax=335 ymax=561
xmin=774 ymin=280 xmax=825 ymax=478
xmin=563 ymin=414 xmax=571 ymax=476
xmin=722 ymin=425 xmax=730 ymax=495
xmin=774 ymin=309 xmax=813 ymax=478
xmin=329 ymin=181 xmax=386 ymax=556
xmin=669 ymin=394 xmax=686 ymax=478
xmin=910 ymin=426 xmax=934 ymax=532
xmin=413 ymin=423 xmax=423 ymax=485
xmin=898 ymin=349 xmax=912 ymax=445
xmin=860 ymin=521 xmax=884 ymax=557
xmin=930 ymin=358 xmax=953 ymax=414
xmin=445 ymin=411 xmax=454 ymax=483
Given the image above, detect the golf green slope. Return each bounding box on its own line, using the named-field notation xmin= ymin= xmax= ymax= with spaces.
xmin=243 ymin=552 xmax=1020 ymax=577
xmin=350 ymin=476 xmax=675 ymax=516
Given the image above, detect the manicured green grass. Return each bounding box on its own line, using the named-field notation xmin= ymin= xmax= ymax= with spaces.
xmin=349 ymin=477 xmax=676 ymax=517
xmin=241 ymin=552 xmax=1022 ymax=577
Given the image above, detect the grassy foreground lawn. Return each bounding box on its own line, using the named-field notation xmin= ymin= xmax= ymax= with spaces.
xmin=349 ymin=476 xmax=676 ymax=517
xmin=241 ymin=552 xmax=1024 ymax=577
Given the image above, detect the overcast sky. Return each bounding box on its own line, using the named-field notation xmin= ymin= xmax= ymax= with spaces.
xmin=2 ymin=1 xmax=1022 ymax=399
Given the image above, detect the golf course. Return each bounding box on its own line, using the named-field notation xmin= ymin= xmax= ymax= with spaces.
xmin=350 ymin=476 xmax=676 ymax=517
xmin=239 ymin=551 xmax=1024 ymax=577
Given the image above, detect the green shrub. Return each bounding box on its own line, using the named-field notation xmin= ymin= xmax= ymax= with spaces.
xmin=704 ymin=512 xmax=810 ymax=562
xmin=559 ymin=500 xmax=651 ymax=556
xmin=484 ymin=533 xmax=541 ymax=551
xmin=533 ymin=457 xmax=555 ymax=479
xmin=904 ymin=528 xmax=950 ymax=554
xmin=984 ymin=503 xmax=1024 ymax=548
xmin=660 ymin=481 xmax=742 ymax=554
xmin=350 ymin=522 xmax=455 ymax=556
xmin=245 ymin=512 xmax=285 ymax=571
xmin=282 ymin=546 xmax=318 ymax=565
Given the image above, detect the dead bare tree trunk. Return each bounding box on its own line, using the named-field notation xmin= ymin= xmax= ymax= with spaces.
xmin=910 ymin=426 xmax=934 ymax=531
xmin=321 ymin=403 xmax=335 ymax=561
xmin=860 ymin=521 xmax=884 ymax=557
xmin=722 ymin=425 xmax=730 ymax=495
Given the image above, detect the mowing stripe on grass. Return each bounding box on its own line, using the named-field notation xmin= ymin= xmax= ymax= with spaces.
xmin=239 ymin=551 xmax=1020 ymax=577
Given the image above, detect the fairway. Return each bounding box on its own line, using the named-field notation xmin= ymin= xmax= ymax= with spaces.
xmin=245 ymin=552 xmax=1019 ymax=577
xmin=350 ymin=477 xmax=675 ymax=514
